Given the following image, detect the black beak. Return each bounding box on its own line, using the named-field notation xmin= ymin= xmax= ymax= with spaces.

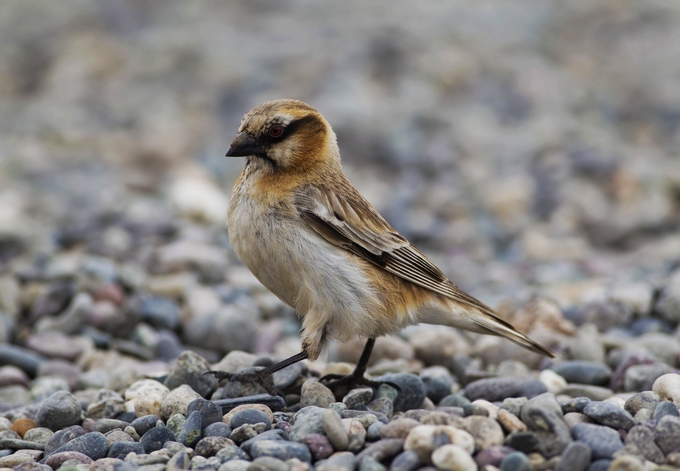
xmin=225 ymin=132 xmax=265 ymax=157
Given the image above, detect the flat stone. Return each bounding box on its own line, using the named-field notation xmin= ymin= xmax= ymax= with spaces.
xmin=571 ymin=423 xmax=623 ymax=460
xmin=46 ymin=431 xmax=109 ymax=461
xmin=520 ymin=393 xmax=571 ymax=458
xmin=555 ymin=441 xmax=591 ymax=471
xmin=321 ymin=409 xmax=348 ymax=451
xmin=654 ymin=415 xmax=680 ymax=454
xmin=624 ymin=392 xmax=660 ymax=415
xmin=465 ymin=377 xmax=546 ymax=402
xmin=583 ymin=401 xmax=635 ymax=430
xmin=35 ymin=391 xmax=82 ymax=432
xmin=558 ymin=384 xmax=613 ymax=401
xmin=250 ymin=440 xmax=312 ymax=462
xmin=625 ymin=425 xmax=664 ymax=464
xmin=431 ymin=444 xmax=477 ymax=471
xmin=140 ymin=426 xmax=175 ymax=454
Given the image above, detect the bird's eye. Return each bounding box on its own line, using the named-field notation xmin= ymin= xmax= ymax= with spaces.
xmin=269 ymin=125 xmax=284 ymax=138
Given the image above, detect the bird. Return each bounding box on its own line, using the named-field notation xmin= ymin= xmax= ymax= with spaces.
xmin=207 ymin=99 xmax=554 ymax=396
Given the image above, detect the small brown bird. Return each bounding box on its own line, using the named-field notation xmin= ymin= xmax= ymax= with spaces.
xmin=208 ymin=99 xmax=553 ymax=394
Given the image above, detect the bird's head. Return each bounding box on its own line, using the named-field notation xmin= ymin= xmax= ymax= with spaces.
xmin=226 ymin=99 xmax=339 ymax=173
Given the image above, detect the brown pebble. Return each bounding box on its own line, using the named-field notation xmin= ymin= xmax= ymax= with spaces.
xmin=11 ymin=418 xmax=37 ymax=438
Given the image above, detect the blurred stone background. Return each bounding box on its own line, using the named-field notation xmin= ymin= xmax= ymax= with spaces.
xmin=0 ymin=0 xmax=679 ymax=361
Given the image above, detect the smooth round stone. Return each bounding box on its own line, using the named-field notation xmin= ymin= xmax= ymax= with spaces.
xmin=46 ymin=431 xmax=108 ymax=461
xmin=380 ymin=418 xmax=420 ymax=439
xmin=625 ymin=425 xmax=664 ymax=463
xmin=653 ymin=374 xmax=680 ymax=407
xmin=551 ymin=361 xmax=612 ymax=387
xmin=366 ymin=422 xmax=385 ymax=441
xmin=45 ymin=451 xmax=93 ymax=468
xmin=520 ymin=393 xmax=570 ymax=458
xmin=300 ymin=381 xmax=335 ymax=409
xmin=652 ymin=401 xmax=679 ymax=420
xmin=500 ymin=397 xmax=526 ymax=417
xmin=288 ymin=406 xmax=326 ymax=442
xmin=633 ymin=408 xmax=653 ymax=424
xmin=23 ymin=427 xmax=53 ymax=445
xmin=250 ymin=440 xmax=312 ymax=462
xmin=583 ymin=401 xmax=635 ymax=430
xmin=499 ymin=451 xmax=531 ymax=471
xmin=474 ymin=446 xmax=513 ymax=468
xmin=26 ymin=331 xmax=83 ymax=361
xmin=359 ymin=457 xmax=388 ymax=471
xmin=431 ymin=444 xmax=476 ymax=471
xmin=104 ymin=429 xmax=134 ymax=446
xmin=343 ymin=388 xmax=373 ymax=409
xmin=223 ymin=404 xmax=274 ymax=427
xmin=248 ymin=456 xmax=288 ymax=471
xmin=373 ymin=374 xmax=426 ymax=412
xmin=129 ymin=415 xmax=159 ymax=437
xmin=35 ymin=391 xmax=82 ymax=432
xmin=389 ymin=450 xmax=421 ymax=471
xmin=571 ymin=423 xmax=623 ymax=460
xmin=624 ymin=363 xmax=674 ymax=392
xmin=177 ymin=410 xmax=202 ymax=446
xmin=539 ymin=369 xmax=567 ymax=394
xmin=11 ymin=418 xmax=37 ymax=438
xmin=187 ymin=398 xmax=223 ymax=428
xmin=624 ymin=392 xmax=659 ymax=415
xmin=464 ymin=377 xmax=546 ymax=402
xmin=343 ymin=418 xmax=367 ymax=453
xmin=588 ymin=460 xmax=613 ymax=471
xmin=204 ymin=422 xmax=231 ymax=438
xmin=462 ymin=415 xmax=504 ymax=451
xmin=230 ymin=409 xmax=271 ymax=430
xmin=422 ymin=375 xmax=455 ymax=404
xmin=195 ymin=436 xmax=233 ymax=457
xmin=160 ymin=384 xmax=202 ymax=421
xmin=107 ymin=441 xmax=144 ymax=459
xmin=300 ymin=433 xmax=333 ymax=461
xmin=239 ymin=429 xmax=286 ymax=454
xmin=166 ymin=413 xmax=186 ymax=438
xmin=0 ymin=344 xmax=46 ymax=377
xmin=219 ymin=459 xmax=251 ymax=471
xmin=555 ymin=441 xmax=591 ymax=471
xmin=44 ymin=425 xmax=85 ymax=456
xmin=0 ymin=365 xmax=29 ymax=387
xmin=94 ymin=418 xmax=130 ymax=434
xmin=321 ymin=409 xmax=348 ymax=451
xmin=140 ymin=426 xmax=175 ymax=454
xmin=654 ymin=415 xmax=680 ymax=454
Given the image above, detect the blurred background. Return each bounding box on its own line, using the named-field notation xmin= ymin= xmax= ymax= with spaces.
xmin=1 ymin=0 xmax=680 ymax=366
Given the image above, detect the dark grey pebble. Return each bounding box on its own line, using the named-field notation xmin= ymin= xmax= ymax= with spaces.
xmin=240 ymin=429 xmax=286 ymax=454
xmin=368 ymin=397 xmax=393 ymax=418
xmin=465 ymin=377 xmax=547 ymax=402
xmin=654 ymin=415 xmax=680 ymax=454
xmin=130 ymin=415 xmax=159 ymax=437
xmin=587 ymin=460 xmax=612 ymax=471
xmin=35 ymin=391 xmax=82 ymax=432
xmin=156 ymin=330 xmax=184 ymax=362
xmin=273 ymin=362 xmax=303 ymax=390
xmin=115 ymin=412 xmax=137 ymax=423
xmin=421 ymin=376 xmax=455 ymax=404
xmin=360 ymin=457 xmax=387 ymax=471
xmin=626 ymin=424 xmax=664 ymax=463
xmin=215 ymin=445 xmax=251 ymax=462
xmin=624 ymin=363 xmax=674 ymax=392
xmin=230 ymin=409 xmax=271 ymax=429
xmin=499 ymin=451 xmax=531 ymax=471
xmin=653 ymin=400 xmax=679 ymax=420
xmin=45 ymin=431 xmax=108 ymax=461
xmin=317 ymin=452 xmax=357 ymax=470
xmin=555 ymin=441 xmax=591 ymax=471
xmin=177 ymin=410 xmax=202 ymax=447
xmin=356 ymin=438 xmax=404 ymax=462
xmin=343 ymin=388 xmax=373 ymax=409
xmin=187 ymin=398 xmax=223 ymax=429
xmin=95 ymin=418 xmax=131 ymax=434
xmin=213 ymin=394 xmax=286 ymax=413
xmin=438 ymin=393 xmax=471 ymax=408
xmin=300 ymin=433 xmax=333 ymax=461
xmin=504 ymin=432 xmax=538 ymax=453
xmin=367 ymin=422 xmax=385 ymax=441
xmin=583 ymin=401 xmax=635 ymax=430
xmin=0 ymin=344 xmax=45 ymax=377
xmin=250 ymin=440 xmax=312 ymax=462
xmin=571 ymin=423 xmax=623 ymax=459
xmin=164 ymin=350 xmax=217 ymax=398
xmin=44 ymin=425 xmax=85 ymax=456
xmin=624 ymin=391 xmax=660 ymax=415
xmin=203 ymin=422 xmax=231 ymax=438
xmin=390 ymin=450 xmax=421 ymax=471
xmin=140 ymin=426 xmax=175 ymax=454
xmin=463 ymin=403 xmax=489 ymax=417
xmin=560 ymin=397 xmax=591 ymax=414
xmin=373 ymin=374 xmax=426 ymax=412
xmin=107 ymin=441 xmax=144 ymax=459
xmin=0 ymin=438 xmax=45 ymax=450
xmin=551 ymin=361 xmax=611 ymax=386
xmin=520 ymin=393 xmax=571 ymax=458
xmin=195 ymin=436 xmax=233 ymax=457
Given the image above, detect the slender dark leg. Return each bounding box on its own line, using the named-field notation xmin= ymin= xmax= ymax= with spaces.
xmin=205 ymin=351 xmax=309 ymax=396
xmin=320 ymin=338 xmax=399 ymax=400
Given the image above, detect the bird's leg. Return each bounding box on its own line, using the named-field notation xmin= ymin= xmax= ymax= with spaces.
xmin=205 ymin=351 xmax=308 ymax=396
xmin=321 ymin=338 xmax=396 ymax=400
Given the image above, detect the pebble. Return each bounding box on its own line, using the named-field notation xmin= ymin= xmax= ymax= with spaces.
xmin=654 ymin=415 xmax=680 ymax=454
xmin=164 ymin=351 xmax=217 ymax=398
xmin=230 ymin=409 xmax=271 ymax=430
xmin=653 ymin=373 xmax=680 ymax=407
xmin=625 ymin=424 xmax=664 ymax=464
xmin=288 ymin=406 xmax=326 ymax=442
xmin=551 ymin=361 xmax=612 ymax=386
xmin=380 ymin=418 xmax=420 ymax=439
xmin=321 ymin=409 xmax=348 ymax=451
xmin=582 ymin=401 xmax=635 ymax=430
xmin=45 ymin=450 xmax=94 ymax=468
xmin=571 ymin=423 xmax=623 ymax=459
xmin=373 ymin=374 xmax=426 ymax=412
xmin=558 ymin=385 xmax=613 ymax=401
xmin=160 ymin=385 xmax=202 ymax=421
xmin=539 ymin=369 xmax=567 ymax=394
xmin=107 ymin=440 xmax=144 ymax=459
xmin=344 ymin=418 xmax=367 ymax=453
xmin=46 ymin=431 xmax=109 ymax=461
xmin=464 ymin=377 xmax=546 ymax=402
xmin=300 ymin=433 xmax=334 ymax=461
xmin=300 ymin=381 xmax=335 ymax=409
xmin=431 ymin=444 xmax=476 ymax=471
xmin=624 ymin=363 xmax=674 ymax=392
xmin=499 ymin=451 xmax=531 ymax=471
xmin=194 ymin=436 xmax=233 ymax=457
xmin=177 ymin=410 xmax=203 ymax=447
xmin=652 ymin=400 xmax=679 ymax=420
xmin=35 ymin=391 xmax=82 ymax=431
xmin=461 ymin=416 xmax=504 ymax=452
xmin=223 ymin=404 xmax=274 ymax=427
xmin=250 ymin=440 xmax=312 ymax=462
xmin=343 ymin=388 xmax=374 ymax=409
xmin=520 ymin=393 xmax=571 ymax=458
xmin=555 ymin=441 xmax=591 ymax=471
xmin=140 ymin=426 xmax=176 ymax=454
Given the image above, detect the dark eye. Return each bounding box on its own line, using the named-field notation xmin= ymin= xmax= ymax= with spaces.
xmin=269 ymin=125 xmax=283 ymax=138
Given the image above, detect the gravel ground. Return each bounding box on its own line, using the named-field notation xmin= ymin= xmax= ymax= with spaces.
xmin=1 ymin=1 xmax=680 ymax=471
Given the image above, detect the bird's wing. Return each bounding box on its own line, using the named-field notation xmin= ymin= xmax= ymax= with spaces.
xmin=295 ymin=183 xmax=504 ymax=318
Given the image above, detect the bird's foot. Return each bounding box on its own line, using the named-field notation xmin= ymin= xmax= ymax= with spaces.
xmin=319 ymin=373 xmax=399 ymax=401
xmin=204 ymin=369 xmax=281 ymax=397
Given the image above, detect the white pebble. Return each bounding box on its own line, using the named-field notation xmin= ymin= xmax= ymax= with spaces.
xmin=471 ymin=399 xmax=498 ymax=419
xmin=653 ymin=373 xmax=680 ymax=406
xmin=539 ymin=369 xmax=567 ymax=394
xmin=431 ymin=444 xmax=478 ymax=471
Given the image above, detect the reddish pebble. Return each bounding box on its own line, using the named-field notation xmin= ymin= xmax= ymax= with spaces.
xmin=11 ymin=418 xmax=37 ymax=438
xmin=45 ymin=451 xmax=93 ymax=469
xmin=94 ymin=284 xmax=125 ymax=305
xmin=300 ymin=433 xmax=334 ymax=461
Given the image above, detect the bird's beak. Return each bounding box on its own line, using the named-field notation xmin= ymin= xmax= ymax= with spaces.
xmin=225 ymin=132 xmax=265 ymax=157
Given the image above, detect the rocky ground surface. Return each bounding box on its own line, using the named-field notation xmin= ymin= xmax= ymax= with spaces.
xmin=1 ymin=1 xmax=680 ymax=471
